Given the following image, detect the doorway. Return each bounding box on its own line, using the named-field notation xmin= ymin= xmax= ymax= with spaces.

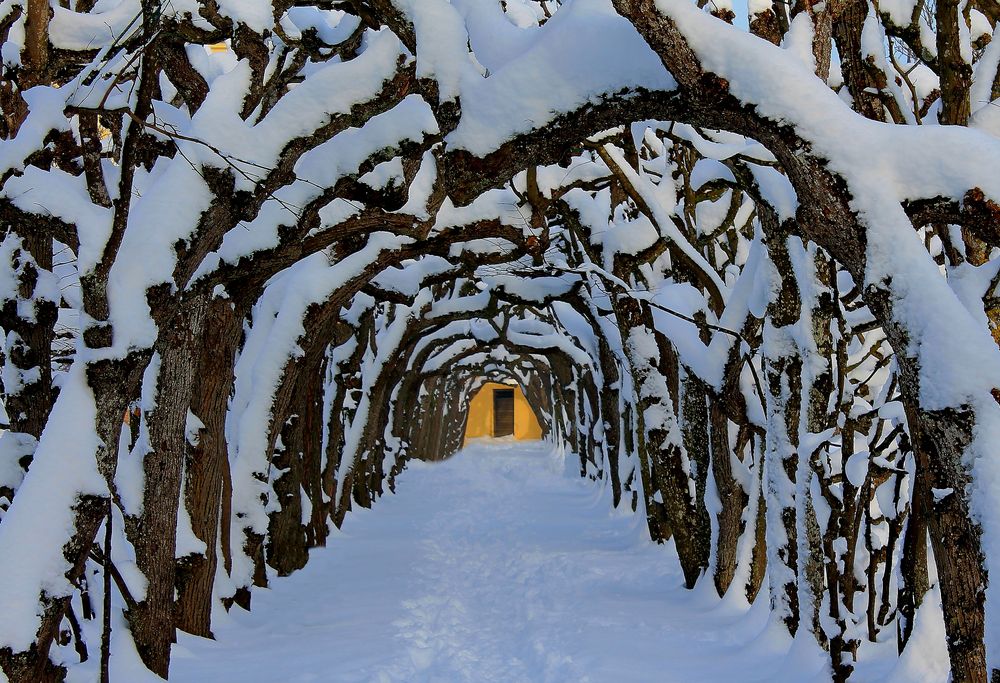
xmin=463 ymin=382 xmax=543 ymax=443
xmin=493 ymin=389 xmax=515 ymax=437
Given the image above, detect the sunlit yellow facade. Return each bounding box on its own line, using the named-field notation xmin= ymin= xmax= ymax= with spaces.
xmin=463 ymin=382 xmax=542 ymax=443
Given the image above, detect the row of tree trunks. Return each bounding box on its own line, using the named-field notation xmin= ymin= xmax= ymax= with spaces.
xmin=4 ymin=3 xmax=995 ymax=681
xmin=611 ymin=5 xmax=991 ymax=679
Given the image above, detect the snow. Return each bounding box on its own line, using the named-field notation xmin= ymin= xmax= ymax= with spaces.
xmin=83 ymin=26 xmax=418 ymax=357
xmin=216 ymin=0 xmax=274 ymax=33
xmin=80 ymin=440 xmax=934 ymax=682
xmin=879 ymin=0 xmax=919 ymax=27
xmin=0 ymin=431 xmax=31 ymax=506
xmin=49 ymin=1 xmax=142 ymax=51
xmin=652 ymin=5 xmax=1000 ymax=659
xmin=0 ymin=85 xmax=71 ymax=180
xmin=105 ymin=159 xmax=213 ymax=352
xmin=0 ymin=364 xmax=106 ymax=651
xmin=227 ymin=243 xmax=412 ymax=581
xmin=483 ymin=273 xmax=575 ymax=301
xmin=175 ymin=467 xmax=208 ymax=558
xmin=876 ymin=586 xmax=950 ymax=683
xmin=747 ymin=0 xmax=772 ymax=18
xmin=164 ymin=442 xmax=826 ymax=682
xmin=285 ymin=9 xmax=360 ymax=45
xmin=447 ymin=0 xmax=676 ymax=155
xmin=0 ymin=2 xmax=993 ymax=680
xmin=4 ymin=167 xmax=112 ymax=274
xmin=972 ymin=32 xmax=1000 ymax=119
xmin=782 ymin=13 xmax=817 ymax=74
xmin=660 ymin=0 xmax=1000 ymax=402
xmin=931 ymin=487 xmax=955 ymax=502
xmin=395 ymin=0 xmax=473 ymax=102
xmin=601 ymin=143 xmax=728 ymax=297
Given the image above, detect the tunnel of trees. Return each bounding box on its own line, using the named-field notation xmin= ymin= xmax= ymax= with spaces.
xmin=1 ymin=0 xmax=1000 ymax=681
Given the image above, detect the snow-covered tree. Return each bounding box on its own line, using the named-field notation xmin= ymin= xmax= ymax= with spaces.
xmin=0 ymin=1 xmax=999 ymax=681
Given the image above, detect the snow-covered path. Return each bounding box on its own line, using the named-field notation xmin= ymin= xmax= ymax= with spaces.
xmin=166 ymin=441 xmax=839 ymax=683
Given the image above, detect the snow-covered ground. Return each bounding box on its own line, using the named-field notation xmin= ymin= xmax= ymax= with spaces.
xmin=135 ymin=441 xmax=941 ymax=682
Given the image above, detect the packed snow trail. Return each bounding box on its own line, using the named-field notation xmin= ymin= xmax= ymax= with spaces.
xmin=141 ymin=441 xmax=923 ymax=683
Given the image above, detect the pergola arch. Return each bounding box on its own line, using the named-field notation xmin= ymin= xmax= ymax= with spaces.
xmin=0 ymin=2 xmax=998 ymax=681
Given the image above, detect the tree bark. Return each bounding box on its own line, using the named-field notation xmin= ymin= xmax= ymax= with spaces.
xmin=126 ymin=295 xmax=208 ymax=677
xmin=175 ymin=298 xmax=242 ymax=637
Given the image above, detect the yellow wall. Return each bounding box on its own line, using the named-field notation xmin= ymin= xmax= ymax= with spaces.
xmin=463 ymin=382 xmax=543 ymax=443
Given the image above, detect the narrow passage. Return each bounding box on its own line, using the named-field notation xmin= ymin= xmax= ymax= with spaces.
xmin=166 ymin=442 xmax=852 ymax=682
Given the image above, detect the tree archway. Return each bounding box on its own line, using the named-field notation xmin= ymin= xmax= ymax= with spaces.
xmin=1 ymin=1 xmax=999 ymax=681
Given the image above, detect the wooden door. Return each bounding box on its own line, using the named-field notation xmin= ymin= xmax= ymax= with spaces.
xmin=493 ymin=389 xmax=514 ymax=437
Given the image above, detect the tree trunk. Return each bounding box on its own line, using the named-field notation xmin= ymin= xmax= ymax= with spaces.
xmin=761 ymin=234 xmax=804 ymax=636
xmin=711 ymin=406 xmax=746 ymax=597
xmin=126 ymin=295 xmax=208 ymax=677
xmin=266 ymin=408 xmax=309 ymax=576
xmin=0 ymin=231 xmax=57 ymax=505
xmin=175 ymin=298 xmax=241 ymax=637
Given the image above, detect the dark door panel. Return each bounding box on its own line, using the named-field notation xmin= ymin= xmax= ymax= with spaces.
xmin=493 ymin=389 xmax=514 ymax=436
